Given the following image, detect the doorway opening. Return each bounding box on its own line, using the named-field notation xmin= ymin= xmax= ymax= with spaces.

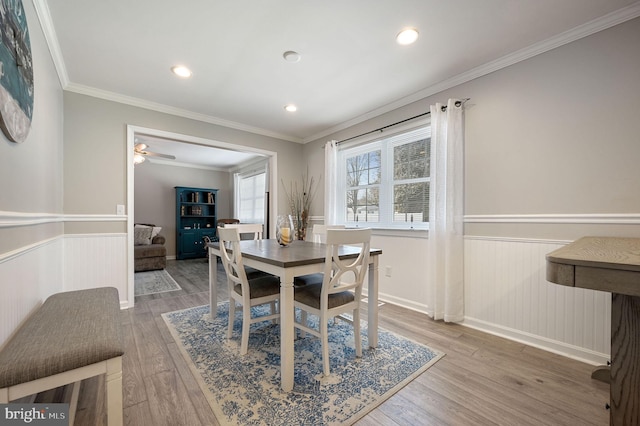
xmin=126 ymin=125 xmax=278 ymax=305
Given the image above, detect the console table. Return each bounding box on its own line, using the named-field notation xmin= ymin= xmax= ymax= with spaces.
xmin=546 ymin=236 xmax=640 ymax=425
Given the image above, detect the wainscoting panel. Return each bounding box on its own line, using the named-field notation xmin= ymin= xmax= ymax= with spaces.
xmin=63 ymin=234 xmax=129 ymax=307
xmin=464 ymin=237 xmax=611 ymax=364
xmin=0 ymin=238 xmax=64 ymax=347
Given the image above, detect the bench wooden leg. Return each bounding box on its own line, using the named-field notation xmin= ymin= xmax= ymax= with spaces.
xmin=106 ymin=357 xmax=123 ymax=426
xmin=65 ymin=381 xmax=82 ymax=426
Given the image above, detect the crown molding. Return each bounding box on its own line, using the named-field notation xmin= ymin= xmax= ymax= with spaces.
xmin=32 ymin=0 xmax=69 ymax=88
xmin=302 ymin=2 xmax=640 ymax=143
xmin=33 ymin=0 xmax=640 ymax=145
xmin=31 ymin=0 xmax=302 ymax=143
xmin=65 ymin=83 xmax=303 ymax=143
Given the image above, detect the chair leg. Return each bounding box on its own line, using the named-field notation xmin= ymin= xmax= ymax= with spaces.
xmin=240 ymin=304 xmax=251 ymax=355
xmin=227 ymin=300 xmax=236 ymax=339
xmin=321 ymin=316 xmax=331 ymax=377
xmin=353 ymin=308 xmax=362 ymax=358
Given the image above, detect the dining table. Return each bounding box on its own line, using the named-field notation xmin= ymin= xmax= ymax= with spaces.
xmin=207 ymin=238 xmax=382 ymax=392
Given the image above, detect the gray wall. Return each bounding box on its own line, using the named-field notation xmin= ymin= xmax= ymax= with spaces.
xmin=0 ymin=0 xmax=64 ymax=254
xmin=134 ymin=161 xmax=232 ymax=257
xmin=63 ymin=92 xmax=304 ymax=234
xmin=304 ymin=17 xmax=640 ymax=241
xmin=0 ymin=0 xmax=65 ymax=345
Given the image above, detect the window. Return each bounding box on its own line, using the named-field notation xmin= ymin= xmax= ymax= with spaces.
xmin=235 ymin=171 xmax=266 ymax=223
xmin=337 ymin=126 xmax=430 ymax=229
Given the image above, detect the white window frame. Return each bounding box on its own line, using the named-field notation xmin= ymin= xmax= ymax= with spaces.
xmin=234 ymin=167 xmax=266 ymax=224
xmin=336 ymin=122 xmax=431 ymax=230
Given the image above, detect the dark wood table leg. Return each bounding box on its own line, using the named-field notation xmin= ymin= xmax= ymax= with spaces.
xmin=610 ymin=293 xmax=640 ymax=425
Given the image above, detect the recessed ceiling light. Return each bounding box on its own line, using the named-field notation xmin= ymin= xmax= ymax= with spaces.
xmin=396 ymin=28 xmax=419 ymax=45
xmin=171 ymin=65 xmax=192 ymax=78
xmin=283 ymin=51 xmax=301 ymax=63
xmin=284 ymin=104 xmax=297 ymax=112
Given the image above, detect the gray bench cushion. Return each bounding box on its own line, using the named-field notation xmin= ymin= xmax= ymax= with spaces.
xmin=0 ymin=287 xmax=124 ymax=389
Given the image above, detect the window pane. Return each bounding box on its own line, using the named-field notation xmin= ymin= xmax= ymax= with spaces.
xmin=346 ymin=154 xmax=366 ymax=187
xmin=337 ymin=126 xmax=429 ymax=229
xmin=345 ymin=188 xmax=359 ymax=221
xmin=368 ymin=166 xmax=381 ymax=185
xmin=367 ymin=151 xmax=381 ymax=184
xmin=238 ymin=173 xmax=265 ymax=223
xmin=393 ymin=182 xmax=429 ymax=223
xmin=355 ymin=187 xmax=379 ymax=223
xmin=346 ymin=150 xmax=381 ymax=187
xmin=394 ymin=139 xmax=429 ymax=180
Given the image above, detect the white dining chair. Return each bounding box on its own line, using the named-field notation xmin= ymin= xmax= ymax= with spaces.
xmin=294 ymin=224 xmax=346 ymax=287
xmin=218 ymin=227 xmax=280 ymax=355
xmin=221 ymin=223 xmax=267 ymax=278
xmin=293 ymin=228 xmax=371 ymax=377
xmin=223 ymin=223 xmax=263 ymax=239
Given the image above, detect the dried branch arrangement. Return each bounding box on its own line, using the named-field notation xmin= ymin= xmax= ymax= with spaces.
xmin=282 ymin=169 xmax=319 ymax=240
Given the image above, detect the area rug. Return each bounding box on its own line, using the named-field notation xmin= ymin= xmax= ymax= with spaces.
xmin=162 ymin=303 xmax=444 ymax=425
xmin=134 ymin=269 xmax=181 ymax=296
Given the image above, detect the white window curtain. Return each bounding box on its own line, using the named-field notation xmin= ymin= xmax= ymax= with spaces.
xmin=427 ymin=99 xmax=464 ymax=322
xmin=324 ymin=140 xmax=338 ymax=224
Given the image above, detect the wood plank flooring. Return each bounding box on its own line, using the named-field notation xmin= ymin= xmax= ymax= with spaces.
xmin=70 ymin=258 xmax=609 ymax=425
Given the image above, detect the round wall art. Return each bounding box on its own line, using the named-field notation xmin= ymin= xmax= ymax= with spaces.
xmin=0 ymin=0 xmax=34 ymax=143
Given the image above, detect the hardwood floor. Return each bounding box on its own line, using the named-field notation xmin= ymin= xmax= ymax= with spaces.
xmin=71 ymin=258 xmax=609 ymax=425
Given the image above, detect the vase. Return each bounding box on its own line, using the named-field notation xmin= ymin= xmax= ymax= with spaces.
xmin=276 ymin=215 xmax=294 ymax=246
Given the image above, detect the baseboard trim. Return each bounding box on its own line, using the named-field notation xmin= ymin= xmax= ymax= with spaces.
xmin=370 ymin=291 xmax=429 ymax=315
xmin=462 ymin=317 xmax=609 ymax=366
xmin=373 ymin=293 xmax=610 ymax=366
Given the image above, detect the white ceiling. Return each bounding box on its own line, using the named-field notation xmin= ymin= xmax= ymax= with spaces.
xmin=134 ymin=134 xmax=263 ymax=170
xmin=38 ymin=0 xmax=640 ymax=167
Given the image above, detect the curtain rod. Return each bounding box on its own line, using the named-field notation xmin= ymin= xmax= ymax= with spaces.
xmin=335 ymin=98 xmax=469 ymax=145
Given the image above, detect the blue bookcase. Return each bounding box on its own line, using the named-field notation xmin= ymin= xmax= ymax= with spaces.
xmin=175 ymin=186 xmax=218 ymax=259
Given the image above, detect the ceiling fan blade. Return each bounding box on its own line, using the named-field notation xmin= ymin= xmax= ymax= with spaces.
xmin=141 ymin=150 xmax=176 ymax=160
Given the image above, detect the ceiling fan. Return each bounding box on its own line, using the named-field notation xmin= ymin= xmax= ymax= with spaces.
xmin=133 ymin=143 xmax=176 ymax=164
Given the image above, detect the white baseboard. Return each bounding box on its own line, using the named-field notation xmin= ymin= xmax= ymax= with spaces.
xmin=462 ymin=317 xmax=609 ymax=366
xmin=373 ymin=292 xmax=610 ymax=366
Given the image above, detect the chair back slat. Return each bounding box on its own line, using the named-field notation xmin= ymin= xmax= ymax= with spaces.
xmin=323 ymin=228 xmax=371 ymax=296
xmin=218 ymin=227 xmax=249 ymax=290
xmin=223 ymin=223 xmax=263 ymax=240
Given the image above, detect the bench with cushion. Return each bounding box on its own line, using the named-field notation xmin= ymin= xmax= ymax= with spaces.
xmin=0 ymin=287 xmax=124 ymax=426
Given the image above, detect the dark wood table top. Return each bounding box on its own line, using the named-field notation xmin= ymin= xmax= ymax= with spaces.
xmin=209 ymin=239 xmax=382 ymax=268
xmin=546 ymin=236 xmax=640 ymax=296
xmin=546 ymin=236 xmax=640 ymax=271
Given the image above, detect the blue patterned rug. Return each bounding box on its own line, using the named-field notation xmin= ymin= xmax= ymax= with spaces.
xmin=162 ymin=303 xmax=444 ymax=425
xmin=134 ymin=269 xmax=181 ymax=296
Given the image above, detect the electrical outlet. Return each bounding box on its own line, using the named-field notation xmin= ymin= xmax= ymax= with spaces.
xmin=385 ymin=266 xmax=392 ymax=277
xmin=116 ymin=204 xmax=125 ymax=215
